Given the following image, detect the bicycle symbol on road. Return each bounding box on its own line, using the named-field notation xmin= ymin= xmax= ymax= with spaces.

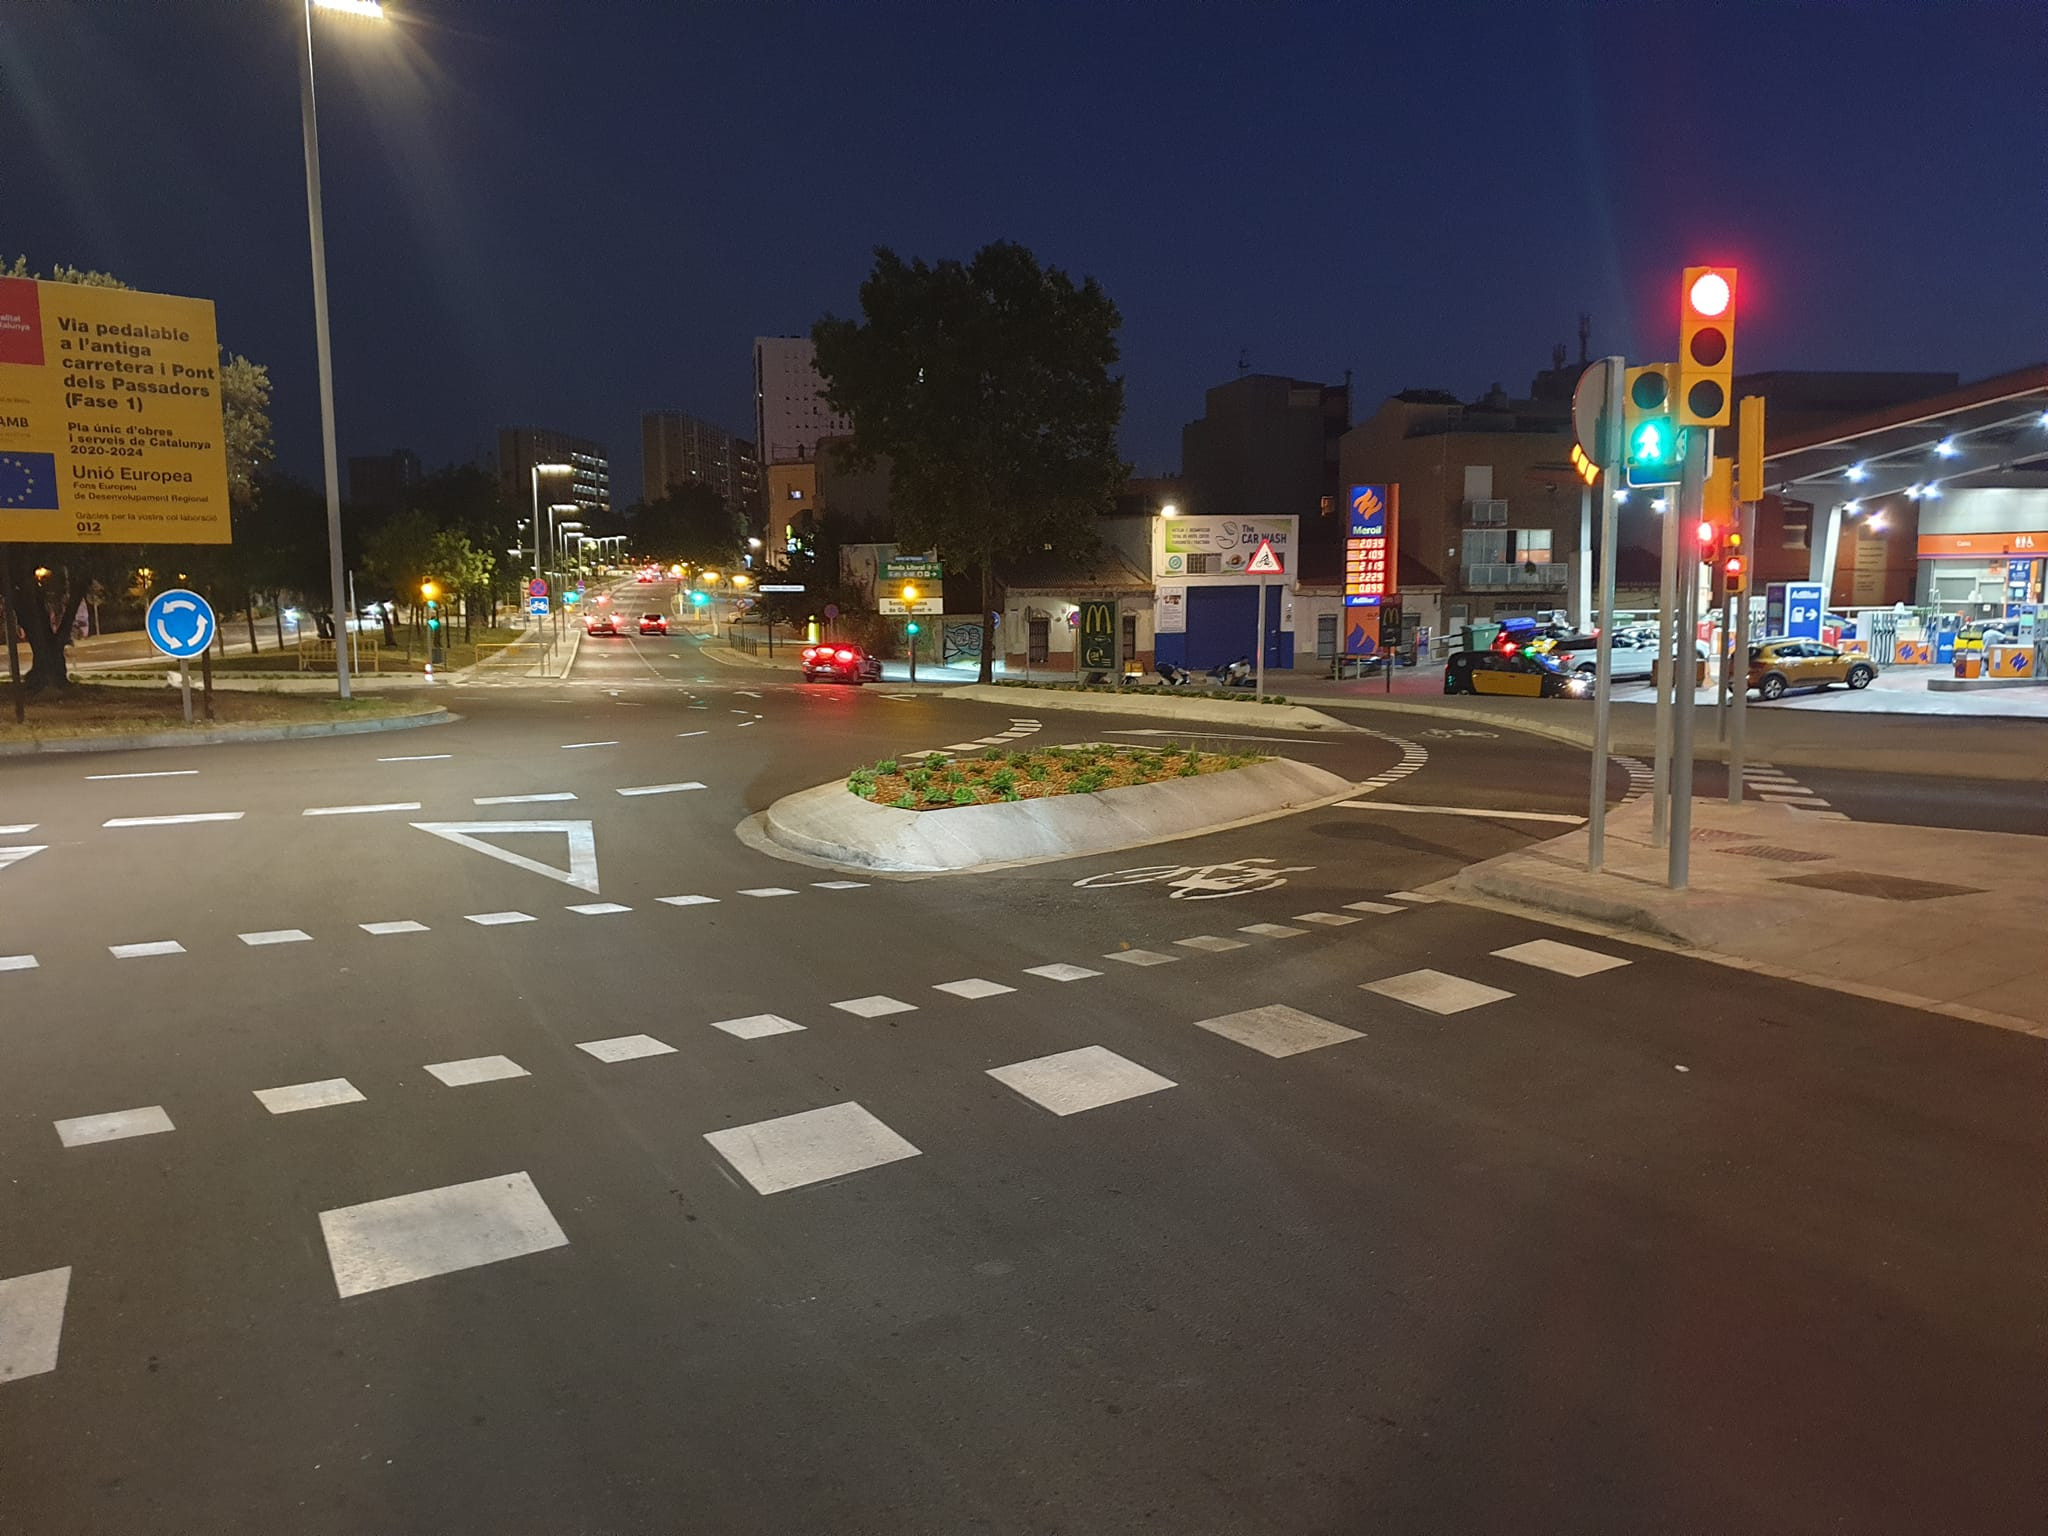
xmin=1072 ymin=857 xmax=1314 ymax=900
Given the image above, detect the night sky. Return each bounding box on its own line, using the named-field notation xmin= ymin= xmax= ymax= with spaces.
xmin=6 ymin=1 xmax=2041 ymax=494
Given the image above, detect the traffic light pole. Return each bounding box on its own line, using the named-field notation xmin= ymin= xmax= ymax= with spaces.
xmin=1651 ymin=484 xmax=1679 ymax=848
xmin=1587 ymin=357 xmax=1623 ymax=872
xmin=1669 ymin=429 xmax=1708 ymax=889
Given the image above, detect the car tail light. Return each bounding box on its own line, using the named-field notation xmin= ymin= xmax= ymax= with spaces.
xmin=835 ymin=649 xmax=854 ymax=662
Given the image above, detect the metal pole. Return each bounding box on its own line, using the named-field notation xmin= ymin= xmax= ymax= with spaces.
xmin=1670 ymin=429 xmax=1708 ymax=889
xmin=1254 ymin=583 xmax=1267 ymax=696
xmin=297 ymin=0 xmax=352 ymax=702
xmin=1729 ymin=499 xmax=1755 ymax=804
xmin=1651 ymin=485 xmax=1679 ymax=847
xmin=1587 ymin=356 xmax=1623 ymax=871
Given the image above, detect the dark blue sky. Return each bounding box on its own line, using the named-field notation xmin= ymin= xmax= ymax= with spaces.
xmin=6 ymin=1 xmax=2041 ymax=494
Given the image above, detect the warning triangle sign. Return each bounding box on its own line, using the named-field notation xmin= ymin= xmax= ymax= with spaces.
xmin=1244 ymin=538 xmax=1284 ymax=575
xmin=0 ymin=845 xmax=47 ymax=876
xmin=411 ymin=821 xmax=600 ymax=894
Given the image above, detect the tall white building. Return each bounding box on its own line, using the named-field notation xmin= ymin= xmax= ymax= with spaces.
xmin=753 ymin=336 xmax=851 ymax=470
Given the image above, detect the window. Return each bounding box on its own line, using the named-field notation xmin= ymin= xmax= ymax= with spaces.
xmin=1316 ymin=612 xmax=1337 ymax=661
xmin=1027 ymin=617 xmax=1049 ymax=664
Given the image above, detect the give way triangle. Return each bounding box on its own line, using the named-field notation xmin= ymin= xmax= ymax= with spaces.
xmin=411 ymin=821 xmax=600 ymax=895
xmin=0 ymin=846 xmax=47 ymax=876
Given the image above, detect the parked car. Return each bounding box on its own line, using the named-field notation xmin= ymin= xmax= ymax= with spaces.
xmin=1748 ymin=638 xmax=1876 ymax=700
xmin=585 ymin=611 xmax=619 ymax=636
xmin=1444 ymin=647 xmax=1586 ymax=698
xmin=800 ymin=642 xmax=882 ymax=684
xmin=638 ymin=612 xmax=668 ymax=635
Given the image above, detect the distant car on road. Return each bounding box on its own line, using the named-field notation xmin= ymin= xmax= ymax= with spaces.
xmin=1444 ymin=647 xmax=1585 ymax=698
xmin=638 ymin=612 xmax=668 ymax=635
xmin=800 ymin=643 xmax=882 ymax=684
xmin=1748 ymin=638 xmax=1875 ymax=700
xmin=585 ymin=612 xmax=620 ymax=637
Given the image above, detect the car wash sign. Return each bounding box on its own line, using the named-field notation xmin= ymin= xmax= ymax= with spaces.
xmin=1343 ymin=483 xmax=1398 ymax=607
xmin=1153 ymin=515 xmax=1297 ymax=584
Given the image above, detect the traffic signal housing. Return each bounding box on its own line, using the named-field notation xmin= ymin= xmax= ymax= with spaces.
xmin=1623 ymin=364 xmax=1684 ymax=488
xmin=1676 ymin=266 xmax=1737 ymax=428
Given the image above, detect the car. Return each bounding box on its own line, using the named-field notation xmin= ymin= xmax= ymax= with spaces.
xmin=638 ymin=613 xmax=668 ymax=635
xmin=800 ymin=642 xmax=882 ymax=684
xmin=1748 ymin=638 xmax=1876 ymax=700
xmin=585 ymin=612 xmax=619 ymax=636
xmin=1443 ymin=646 xmax=1586 ymax=698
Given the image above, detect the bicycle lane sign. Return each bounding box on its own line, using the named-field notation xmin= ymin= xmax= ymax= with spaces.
xmin=1071 ymin=858 xmax=1314 ymax=900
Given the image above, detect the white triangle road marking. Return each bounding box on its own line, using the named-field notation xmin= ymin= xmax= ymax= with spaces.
xmin=411 ymin=820 xmax=600 ymax=895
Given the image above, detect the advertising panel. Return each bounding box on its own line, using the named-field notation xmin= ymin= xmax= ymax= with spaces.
xmin=1152 ymin=515 xmax=1297 ymax=583
xmin=0 ymin=278 xmax=232 ymax=544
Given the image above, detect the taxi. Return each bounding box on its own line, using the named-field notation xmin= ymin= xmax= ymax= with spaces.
xmin=1444 ymin=646 xmax=1585 ymax=698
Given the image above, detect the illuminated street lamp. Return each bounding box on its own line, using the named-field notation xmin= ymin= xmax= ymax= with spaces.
xmin=298 ymin=0 xmax=389 ymax=699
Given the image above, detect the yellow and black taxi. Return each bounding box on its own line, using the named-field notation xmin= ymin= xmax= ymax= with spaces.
xmin=1747 ymin=638 xmax=1876 ymax=700
xmin=1444 ymin=645 xmax=1586 ymax=698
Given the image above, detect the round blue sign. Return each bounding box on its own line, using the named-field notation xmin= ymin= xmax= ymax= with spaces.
xmin=146 ymin=588 xmax=216 ymax=659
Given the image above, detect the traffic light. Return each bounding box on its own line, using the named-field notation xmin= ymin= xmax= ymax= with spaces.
xmin=1676 ymin=266 xmax=1737 ymax=428
xmin=1623 ymin=364 xmax=1684 ymax=487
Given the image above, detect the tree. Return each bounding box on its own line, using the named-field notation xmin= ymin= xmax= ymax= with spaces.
xmin=813 ymin=241 xmax=1127 ymax=681
xmin=0 ymin=257 xmax=275 ymax=690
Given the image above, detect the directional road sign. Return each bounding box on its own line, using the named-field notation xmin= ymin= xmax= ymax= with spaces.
xmin=145 ymin=589 xmax=215 ymax=659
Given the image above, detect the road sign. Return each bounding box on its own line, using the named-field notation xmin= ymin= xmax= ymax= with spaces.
xmin=145 ymin=588 xmax=215 ymax=658
xmin=1786 ymin=581 xmax=1823 ymax=640
xmin=1078 ymin=600 xmax=1117 ymax=671
xmin=527 ymin=596 xmax=549 ymax=616
xmin=1244 ymin=538 xmax=1284 ymax=575
xmin=528 ymin=578 xmax=547 ymax=598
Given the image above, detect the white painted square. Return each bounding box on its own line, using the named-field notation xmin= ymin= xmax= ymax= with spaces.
xmin=360 ymin=920 xmax=428 ymax=935
xmin=1175 ymin=935 xmax=1248 ymax=953
xmin=54 ymin=1105 xmax=175 ymax=1147
xmin=987 ymin=1045 xmax=1176 ymax=1117
xmin=1238 ymin=923 xmax=1307 ymax=939
xmin=657 ymin=894 xmax=719 ymax=907
xmin=738 ymin=887 xmax=798 ymax=898
xmin=1343 ymin=900 xmax=1407 ymax=915
xmin=704 ymin=1101 xmax=921 ymax=1195
xmin=566 ymin=902 xmax=632 ymax=916
xmin=1293 ymin=911 xmax=1361 ymax=926
xmin=1023 ymin=962 xmax=1102 ymax=982
xmin=934 ymin=977 xmax=1015 ymax=1000
xmin=319 ymin=1171 xmax=569 ymax=1298
xmin=1492 ymin=938 xmax=1632 ymax=977
xmin=423 ymin=1055 xmax=529 ymax=1087
xmin=1364 ymin=969 xmax=1513 ymax=1014
xmin=708 ymin=1013 xmax=805 ymax=1040
xmin=253 ymin=1078 xmax=365 ymax=1114
xmin=813 ymin=881 xmax=868 ymax=890
xmin=832 ymin=994 xmax=917 ymax=1018
xmin=465 ymin=911 xmax=536 ymax=927
xmin=575 ymin=1033 xmax=676 ymax=1063
xmin=1103 ymin=949 xmax=1179 ymax=966
xmin=1194 ymin=1004 xmax=1363 ymax=1058
xmin=1386 ymin=890 xmax=1440 ymax=904
xmin=240 ymin=929 xmax=312 ymax=947
xmin=0 ymin=955 xmax=38 ymax=972
xmin=109 ymin=941 xmax=184 ymax=959
xmin=0 ymin=1266 xmax=72 ymax=1382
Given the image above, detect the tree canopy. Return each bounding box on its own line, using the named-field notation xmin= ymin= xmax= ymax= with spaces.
xmin=813 ymin=240 xmax=1127 ymax=680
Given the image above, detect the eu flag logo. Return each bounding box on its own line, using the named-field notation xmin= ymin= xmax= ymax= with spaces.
xmin=0 ymin=452 xmax=59 ymax=510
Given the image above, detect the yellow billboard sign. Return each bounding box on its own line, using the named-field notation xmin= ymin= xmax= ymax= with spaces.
xmin=0 ymin=278 xmax=232 ymax=545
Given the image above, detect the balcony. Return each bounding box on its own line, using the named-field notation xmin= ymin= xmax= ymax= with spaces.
xmin=1461 ymin=562 xmax=1568 ymax=592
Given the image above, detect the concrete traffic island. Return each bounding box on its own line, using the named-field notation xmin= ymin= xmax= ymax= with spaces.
xmin=760 ymin=755 xmax=1357 ymax=873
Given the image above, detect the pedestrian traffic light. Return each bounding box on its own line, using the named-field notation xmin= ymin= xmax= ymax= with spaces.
xmin=1676 ymin=266 xmax=1737 ymax=428
xmin=1624 ymin=364 xmax=1685 ymax=487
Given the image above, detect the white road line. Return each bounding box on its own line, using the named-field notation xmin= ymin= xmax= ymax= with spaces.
xmin=302 ymin=802 xmax=421 ymax=817
xmin=1333 ymin=802 xmax=1586 ymax=824
xmin=239 ymin=929 xmax=313 ymax=947
xmin=561 ymin=741 xmax=618 ymax=750
xmin=0 ymin=1266 xmax=71 ymax=1381
xmin=472 ymin=792 xmax=576 ymax=805
xmin=54 ymin=1105 xmax=174 ymax=1147
xmin=0 ymin=955 xmax=39 ymax=972
xmin=109 ymin=940 xmax=184 ymax=959
xmin=423 ymin=1055 xmax=528 ymax=1086
xmin=253 ymin=1078 xmax=365 ymax=1114
xmin=704 ymin=1102 xmax=920 ymax=1195
xmin=360 ymin=920 xmax=429 ymax=935
xmin=935 ymin=978 xmax=1015 ymax=1000
xmin=1023 ymin=962 xmax=1102 ymax=982
xmin=657 ymin=894 xmax=719 ymax=906
xmin=464 ymin=911 xmax=536 ymax=926
xmin=85 ymin=769 xmax=196 ymax=781
xmin=987 ymin=1045 xmax=1175 ymax=1117
xmin=833 ymin=994 xmax=917 ymax=1018
xmin=318 ymin=1171 xmax=567 ymax=1298
xmin=616 ymin=782 xmax=706 ymax=796
xmin=103 ymin=812 xmax=244 ymax=827
xmin=709 ymin=1013 xmax=804 ymax=1039
xmin=379 ymin=754 xmax=452 ymax=762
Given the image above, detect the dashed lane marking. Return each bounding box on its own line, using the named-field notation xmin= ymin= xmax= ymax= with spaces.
xmin=705 ymin=1102 xmax=921 ymax=1196
xmin=987 ymin=1046 xmax=1176 ymax=1117
xmin=303 ymin=802 xmax=421 ymax=817
xmin=0 ymin=1266 xmax=71 ymax=1384
xmin=54 ymin=1105 xmax=175 ymax=1147
xmin=319 ymin=1171 xmax=568 ymax=1299
xmin=254 ymin=1078 xmax=365 ymax=1114
xmin=423 ymin=1055 xmax=529 ymax=1087
xmin=103 ymin=812 xmax=243 ymax=827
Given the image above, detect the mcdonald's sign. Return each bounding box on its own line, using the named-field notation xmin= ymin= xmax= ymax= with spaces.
xmin=1078 ymin=599 xmax=1118 ymax=671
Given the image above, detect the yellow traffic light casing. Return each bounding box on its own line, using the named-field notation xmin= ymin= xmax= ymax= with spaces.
xmin=1676 ymin=266 xmax=1737 ymax=428
xmin=1736 ymin=394 xmax=1765 ymax=502
xmin=1623 ymin=363 xmax=1684 ymax=488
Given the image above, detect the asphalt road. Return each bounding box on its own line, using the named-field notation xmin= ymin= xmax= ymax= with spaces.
xmin=1 ymin=638 xmax=2042 ymax=1534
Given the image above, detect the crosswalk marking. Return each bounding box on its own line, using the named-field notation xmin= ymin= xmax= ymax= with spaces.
xmin=0 ymin=1266 xmax=71 ymax=1383
xmin=1492 ymin=939 xmax=1631 ymax=977
xmin=253 ymin=1078 xmax=365 ymax=1114
xmin=1194 ymin=1004 xmax=1363 ymax=1058
xmin=423 ymin=1055 xmax=528 ymax=1087
xmin=987 ymin=1045 xmax=1175 ymax=1117
xmin=704 ymin=1102 xmax=921 ymax=1195
xmin=319 ymin=1171 xmax=569 ymax=1299
xmin=935 ymin=978 xmax=1015 ymax=1000
xmin=54 ymin=1105 xmax=175 ymax=1147
xmin=575 ymin=1034 xmax=676 ymax=1063
xmin=1364 ymin=969 xmax=1511 ymax=1015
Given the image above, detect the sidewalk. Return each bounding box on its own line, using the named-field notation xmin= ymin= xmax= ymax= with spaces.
xmin=1449 ymin=796 xmax=2048 ymax=1040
